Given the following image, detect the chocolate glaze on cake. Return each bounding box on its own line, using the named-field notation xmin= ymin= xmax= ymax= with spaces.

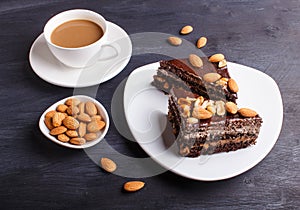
xmin=152 ymin=58 xmax=237 ymax=102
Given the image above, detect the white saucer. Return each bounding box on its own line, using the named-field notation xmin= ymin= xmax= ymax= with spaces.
xmin=29 ymin=21 xmax=132 ymax=88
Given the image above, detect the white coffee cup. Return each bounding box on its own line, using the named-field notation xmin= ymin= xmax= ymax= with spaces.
xmin=44 ymin=9 xmax=116 ymax=68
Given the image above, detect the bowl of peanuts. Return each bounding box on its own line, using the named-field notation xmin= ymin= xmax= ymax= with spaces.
xmin=39 ymin=95 xmax=109 ymax=149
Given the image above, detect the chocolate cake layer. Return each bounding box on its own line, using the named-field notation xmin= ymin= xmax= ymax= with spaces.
xmin=167 ymin=93 xmax=263 ymax=157
xmin=185 ymin=137 xmax=258 ymax=157
xmin=152 ymin=58 xmax=237 ymax=102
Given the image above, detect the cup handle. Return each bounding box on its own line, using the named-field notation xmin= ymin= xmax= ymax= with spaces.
xmin=97 ymin=42 xmax=119 ymax=61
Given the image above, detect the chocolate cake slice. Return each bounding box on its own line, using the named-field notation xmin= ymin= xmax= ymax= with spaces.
xmin=152 ymin=56 xmax=262 ymax=157
xmin=152 ymin=56 xmax=238 ymax=102
xmin=168 ymin=88 xmax=263 ymax=157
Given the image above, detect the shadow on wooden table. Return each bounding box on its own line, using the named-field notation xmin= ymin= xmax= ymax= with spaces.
xmin=31 ymin=121 xmax=82 ymax=158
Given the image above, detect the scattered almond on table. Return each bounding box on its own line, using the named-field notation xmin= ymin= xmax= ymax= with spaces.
xmin=168 ymin=36 xmax=182 ymax=46
xmin=123 ymin=181 xmax=145 ymax=192
xmin=180 ymin=25 xmax=193 ymax=35
xmin=100 ymin=157 xmax=117 ymax=173
xmin=196 ymin=36 xmax=207 ymax=48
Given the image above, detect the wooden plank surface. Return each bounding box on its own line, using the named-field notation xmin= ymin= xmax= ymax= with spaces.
xmin=0 ymin=0 xmax=299 ymax=209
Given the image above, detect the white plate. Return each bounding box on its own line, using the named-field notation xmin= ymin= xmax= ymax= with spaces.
xmin=39 ymin=95 xmax=109 ymax=149
xmin=124 ymin=62 xmax=283 ymax=181
xmin=29 ymin=21 xmax=132 ymax=88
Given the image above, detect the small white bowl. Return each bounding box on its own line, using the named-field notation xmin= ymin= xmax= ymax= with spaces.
xmin=39 ymin=95 xmax=109 ymax=149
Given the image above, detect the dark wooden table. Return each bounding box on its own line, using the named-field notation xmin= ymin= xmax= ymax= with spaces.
xmin=0 ymin=0 xmax=299 ymax=209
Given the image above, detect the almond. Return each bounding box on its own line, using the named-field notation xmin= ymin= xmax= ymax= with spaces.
xmin=78 ymin=102 xmax=85 ymax=114
xmin=194 ymin=96 xmax=204 ymax=107
xmin=228 ymin=78 xmax=239 ymax=93
xmin=66 ymin=105 xmax=80 ymax=116
xmin=196 ymin=37 xmax=207 ymax=48
xmin=96 ymin=120 xmax=106 ymax=130
xmin=87 ymin=121 xmax=101 ymax=133
xmin=209 ymin=53 xmax=225 ymax=62
xmin=78 ymin=122 xmax=87 ymax=137
xmin=65 ymin=98 xmax=80 ymax=106
xmin=77 ymin=113 xmax=92 ymax=122
xmin=92 ymin=115 xmax=105 ymax=124
xmin=177 ymin=98 xmax=192 ymax=106
xmin=66 ymin=130 xmax=78 ymax=138
xmin=100 ymin=157 xmax=117 ymax=173
xmin=85 ymin=102 xmax=97 ymax=116
xmin=84 ymin=133 xmax=98 ymax=141
xmin=216 ymin=81 xmax=225 ymax=87
xmin=215 ymin=100 xmax=226 ymax=116
xmin=44 ymin=117 xmax=54 ymax=130
xmin=50 ymin=126 xmax=67 ymax=135
xmin=179 ymin=145 xmax=190 ymax=156
xmin=56 ymin=104 xmax=68 ymax=113
xmin=225 ymin=102 xmax=238 ymax=114
xmin=63 ymin=116 xmax=80 ymax=130
xmin=206 ymin=105 xmax=216 ymax=115
xmin=203 ymin=73 xmax=222 ymax=83
xmin=180 ymin=25 xmax=193 ymax=34
xmin=124 ymin=181 xmax=145 ymax=192
xmin=181 ymin=104 xmax=190 ymax=118
xmin=168 ymin=36 xmax=182 ymax=46
xmin=69 ymin=137 xmax=86 ymax=145
xmin=221 ymin=77 xmax=229 ymax=82
xmin=91 ymin=115 xmax=102 ymax=121
xmin=192 ymin=107 xmax=213 ymax=119
xmin=218 ymin=59 xmax=227 ymax=68
xmin=189 ymin=54 xmax=203 ymax=68
xmin=57 ymin=134 xmax=70 ymax=142
xmin=200 ymin=100 xmax=209 ymax=109
xmin=52 ymin=112 xmax=66 ymax=127
xmin=216 ymin=77 xmax=229 ymax=86
xmin=187 ymin=117 xmax=199 ymax=124
xmin=238 ymin=108 xmax=257 ymax=118
xmin=45 ymin=110 xmax=56 ymax=119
